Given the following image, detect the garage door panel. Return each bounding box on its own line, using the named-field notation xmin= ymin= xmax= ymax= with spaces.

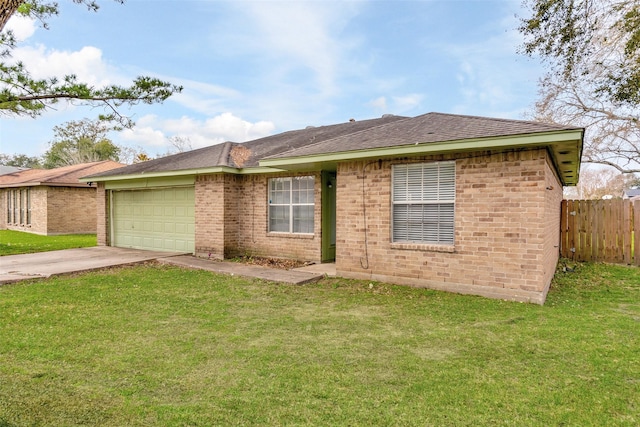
xmin=112 ymin=187 xmax=195 ymax=253
xmin=174 ymin=240 xmax=191 ymax=252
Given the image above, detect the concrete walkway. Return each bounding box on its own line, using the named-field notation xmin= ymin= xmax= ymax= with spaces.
xmin=157 ymin=255 xmax=332 ymax=284
xmin=0 ymin=246 xmax=182 ymax=284
xmin=1 ymin=247 xmax=335 ymax=285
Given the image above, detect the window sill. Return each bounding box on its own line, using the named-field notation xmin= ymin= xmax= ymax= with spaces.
xmin=267 ymin=232 xmax=315 ymax=239
xmin=391 ymin=242 xmax=455 ymax=253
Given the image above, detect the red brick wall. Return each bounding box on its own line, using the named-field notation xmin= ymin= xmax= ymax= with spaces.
xmin=542 ymin=157 xmax=563 ymax=298
xmin=195 ymin=172 xmax=322 ymax=262
xmin=1 ymin=187 xmax=48 ymax=234
xmin=195 ymin=174 xmax=226 ymax=259
xmin=335 ymin=149 xmax=559 ymax=304
xmin=1 ymin=186 xmax=95 ymax=235
xmin=0 ymin=190 xmax=5 ymax=230
xmin=47 ymin=186 xmax=97 ymax=234
xmin=96 ymin=183 xmax=109 ymax=246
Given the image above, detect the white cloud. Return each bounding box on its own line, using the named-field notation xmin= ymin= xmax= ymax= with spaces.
xmin=393 ymin=94 xmax=423 ymax=112
xmin=442 ymin=12 xmax=541 ymax=118
xmin=170 ymin=80 xmax=241 ymax=116
xmin=11 ymin=44 xmax=124 ymax=87
xmin=232 ymin=1 xmax=363 ymax=97
xmin=121 ymin=127 xmax=166 ymax=147
xmin=5 ymin=15 xmax=37 ymax=41
xmin=368 ymin=96 xmax=388 ymax=110
xmin=368 ymin=94 xmax=422 ymax=115
xmin=117 ymin=112 xmax=276 ymax=154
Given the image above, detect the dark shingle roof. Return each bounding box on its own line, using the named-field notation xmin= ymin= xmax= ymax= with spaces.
xmin=87 ymin=114 xmax=408 ymax=178
xmin=266 ymin=112 xmax=581 ymax=159
xmin=87 ymin=142 xmax=233 ymax=178
xmin=86 ymin=112 xmax=582 ymax=180
xmin=624 ymin=188 xmax=640 ymax=197
xmin=239 ymin=115 xmax=407 ymax=167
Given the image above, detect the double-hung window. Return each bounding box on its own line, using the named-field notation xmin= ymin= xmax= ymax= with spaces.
xmin=269 ymin=176 xmax=315 ymax=234
xmin=392 ymin=162 xmax=455 ymax=245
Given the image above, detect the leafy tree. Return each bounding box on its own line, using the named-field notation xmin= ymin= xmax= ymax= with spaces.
xmin=0 ymin=0 xmax=182 ymax=126
xmin=42 ymin=118 xmax=121 ymax=168
xmin=133 ymin=152 xmax=152 ymax=163
xmin=0 ymin=152 xmax=42 ymax=168
xmin=520 ymin=0 xmax=640 ymax=174
xmin=118 ymin=144 xmax=148 ymax=164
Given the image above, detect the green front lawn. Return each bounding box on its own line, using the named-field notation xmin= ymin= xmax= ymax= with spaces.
xmin=0 ymin=262 xmax=638 ymax=426
xmin=0 ymin=230 xmax=96 ymax=256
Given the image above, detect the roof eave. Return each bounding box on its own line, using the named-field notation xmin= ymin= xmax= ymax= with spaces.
xmin=0 ymin=182 xmax=92 ymax=188
xmin=80 ymin=166 xmax=290 ymax=182
xmin=80 ymin=166 xmax=241 ymax=182
xmin=259 ymin=130 xmax=584 ymax=186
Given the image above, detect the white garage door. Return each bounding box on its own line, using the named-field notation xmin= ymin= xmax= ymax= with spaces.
xmin=112 ymin=187 xmax=195 ymax=253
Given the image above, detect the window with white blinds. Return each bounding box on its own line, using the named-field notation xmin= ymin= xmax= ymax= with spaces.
xmin=268 ymin=176 xmax=315 ymax=234
xmin=392 ymin=162 xmax=455 ymax=245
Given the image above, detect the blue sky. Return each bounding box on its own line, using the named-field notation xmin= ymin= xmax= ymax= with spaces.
xmin=1 ymin=0 xmax=542 ymax=159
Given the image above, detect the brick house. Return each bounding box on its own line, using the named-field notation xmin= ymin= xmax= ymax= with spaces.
xmin=84 ymin=113 xmax=583 ymax=304
xmin=0 ymin=161 xmax=124 ymax=235
xmin=623 ymin=188 xmax=640 ymax=201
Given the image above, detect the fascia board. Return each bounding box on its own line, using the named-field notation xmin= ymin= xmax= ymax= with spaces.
xmin=0 ymin=182 xmax=41 ymax=188
xmin=80 ymin=166 xmax=239 ymax=182
xmin=236 ymin=167 xmax=288 ymax=174
xmin=259 ymin=130 xmax=583 ymax=168
xmin=80 ymin=166 xmax=290 ymax=183
xmin=0 ymin=182 xmax=95 ymax=188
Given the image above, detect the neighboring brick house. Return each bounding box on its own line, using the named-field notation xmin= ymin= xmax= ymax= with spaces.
xmin=84 ymin=113 xmax=583 ymax=304
xmin=623 ymin=188 xmax=640 ymax=201
xmin=0 ymin=161 xmax=124 ymax=235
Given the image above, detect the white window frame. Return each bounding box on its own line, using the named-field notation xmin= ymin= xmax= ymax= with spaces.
xmin=391 ymin=161 xmax=455 ymax=245
xmin=268 ymin=176 xmax=315 ymax=234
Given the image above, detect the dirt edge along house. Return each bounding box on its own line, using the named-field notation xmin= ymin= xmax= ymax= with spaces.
xmin=83 ymin=113 xmax=583 ymax=304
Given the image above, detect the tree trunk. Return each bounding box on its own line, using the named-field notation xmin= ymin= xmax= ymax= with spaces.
xmin=0 ymin=0 xmax=25 ymax=32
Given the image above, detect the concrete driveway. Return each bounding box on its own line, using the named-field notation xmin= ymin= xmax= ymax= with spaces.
xmin=0 ymin=246 xmax=183 ymax=284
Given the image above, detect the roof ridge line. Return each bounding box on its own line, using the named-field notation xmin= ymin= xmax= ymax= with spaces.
xmin=272 ymin=115 xmax=415 ymax=159
xmin=426 ymin=111 xmax=580 ymax=129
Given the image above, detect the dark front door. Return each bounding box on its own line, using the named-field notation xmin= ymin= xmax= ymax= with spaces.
xmin=321 ymin=171 xmax=336 ymax=262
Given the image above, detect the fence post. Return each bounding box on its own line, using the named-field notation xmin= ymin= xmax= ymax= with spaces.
xmin=635 ymin=200 xmax=640 ymax=266
xmin=594 ymin=199 xmax=604 ymax=263
xmin=623 ymin=200 xmax=632 ymax=265
xmin=560 ymin=198 xmax=638 ymax=265
xmin=567 ymin=200 xmax=577 ymax=260
xmin=585 ymin=199 xmax=594 ymax=261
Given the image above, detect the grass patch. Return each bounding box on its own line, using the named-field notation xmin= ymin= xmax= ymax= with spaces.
xmin=0 ymin=230 xmax=96 ymax=256
xmin=0 ymin=262 xmax=638 ymax=426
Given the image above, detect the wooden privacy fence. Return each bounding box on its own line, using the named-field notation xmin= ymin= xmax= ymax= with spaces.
xmin=560 ymin=199 xmax=640 ymax=265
